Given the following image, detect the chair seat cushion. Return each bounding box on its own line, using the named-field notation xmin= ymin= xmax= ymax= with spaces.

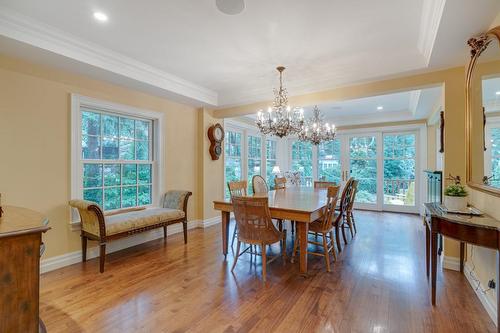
xmin=104 ymin=208 xmax=185 ymax=235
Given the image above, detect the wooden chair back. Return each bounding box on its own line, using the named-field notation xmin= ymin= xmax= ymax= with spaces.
xmin=318 ymin=186 xmax=340 ymax=230
xmin=252 ymin=175 xmax=269 ymax=194
xmin=347 ymin=180 xmax=359 ymax=212
xmin=231 ymin=196 xmax=281 ymax=244
xmin=227 ymin=181 xmax=247 ymax=198
xmin=274 ymin=177 xmax=287 ymax=189
xmin=339 ymin=178 xmax=355 ymax=214
xmin=314 ymin=181 xmax=337 ymax=189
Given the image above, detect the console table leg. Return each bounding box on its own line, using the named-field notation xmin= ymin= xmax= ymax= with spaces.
xmin=460 ymin=242 xmax=465 ymax=273
xmin=431 ymin=231 xmax=437 ymax=306
xmin=497 ymin=251 xmax=500 ymax=333
xmin=425 ymin=223 xmax=430 ymax=279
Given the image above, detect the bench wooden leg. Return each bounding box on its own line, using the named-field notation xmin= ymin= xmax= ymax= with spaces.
xmin=81 ymin=235 xmax=87 ymax=262
xmin=183 ymin=221 xmax=188 ymax=244
xmin=163 ymin=225 xmax=167 ymax=240
xmin=99 ymin=243 xmax=106 ymax=273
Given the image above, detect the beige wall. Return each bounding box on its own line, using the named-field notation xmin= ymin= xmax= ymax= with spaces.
xmin=427 ymin=123 xmax=437 ymax=170
xmin=0 ymin=55 xmax=204 ymax=259
xmin=198 ymin=108 xmax=224 ymax=220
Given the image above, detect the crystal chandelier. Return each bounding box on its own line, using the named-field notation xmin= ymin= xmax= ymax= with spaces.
xmin=298 ymin=105 xmax=336 ymax=145
xmin=256 ymin=66 xmax=304 ymax=138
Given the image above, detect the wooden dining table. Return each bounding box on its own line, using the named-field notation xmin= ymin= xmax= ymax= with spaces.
xmin=213 ymin=186 xmax=338 ymax=275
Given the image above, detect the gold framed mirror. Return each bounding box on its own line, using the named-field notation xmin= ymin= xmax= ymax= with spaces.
xmin=466 ymin=26 xmax=500 ymax=196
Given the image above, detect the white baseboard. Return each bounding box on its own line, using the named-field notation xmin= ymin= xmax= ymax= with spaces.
xmin=41 ymin=217 xmax=221 ymax=274
xmin=464 ymin=262 xmax=497 ymax=326
xmin=442 ymin=255 xmax=460 ymax=271
xmin=199 ymin=215 xmax=221 ymax=228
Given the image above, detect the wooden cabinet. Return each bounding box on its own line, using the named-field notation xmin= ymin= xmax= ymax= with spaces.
xmin=0 ymin=206 xmax=50 ymax=333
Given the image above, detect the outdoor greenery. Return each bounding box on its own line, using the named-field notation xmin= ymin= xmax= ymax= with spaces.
xmin=444 ymin=184 xmax=468 ymax=197
xmin=291 ymin=141 xmax=313 ymax=184
xmin=382 ymin=134 xmax=416 ymax=205
xmin=318 ymin=140 xmax=341 ymax=183
xmin=350 ymin=136 xmax=377 ymax=203
xmin=224 ymin=131 xmax=242 ymax=198
xmin=81 ymin=110 xmax=152 ymax=210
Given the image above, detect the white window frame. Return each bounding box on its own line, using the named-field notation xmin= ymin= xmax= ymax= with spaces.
xmin=71 ymin=94 xmax=164 ymax=224
xmin=285 ymin=123 xmax=426 ymax=214
xmin=223 ymin=119 xmax=282 ymax=194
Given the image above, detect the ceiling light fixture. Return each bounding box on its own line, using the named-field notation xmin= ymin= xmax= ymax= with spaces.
xmin=377 ymin=106 xmax=384 ymax=110
xmin=256 ymin=67 xmax=304 ymax=138
xmin=216 ymin=0 xmax=245 ymax=15
xmin=93 ymin=12 xmax=108 ymax=22
xmin=496 ymin=91 xmax=500 ymax=95
xmin=298 ymin=106 xmax=336 ymax=145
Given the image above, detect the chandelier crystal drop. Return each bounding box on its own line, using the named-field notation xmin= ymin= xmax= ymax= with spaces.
xmin=256 ymin=66 xmax=305 ymax=138
xmin=298 ymin=105 xmax=336 ymax=145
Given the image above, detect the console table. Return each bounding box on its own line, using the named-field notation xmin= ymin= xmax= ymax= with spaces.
xmin=0 ymin=206 xmax=50 ymax=333
xmin=424 ymin=202 xmax=500 ymax=332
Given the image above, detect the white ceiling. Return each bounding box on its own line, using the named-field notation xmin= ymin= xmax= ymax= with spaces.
xmin=244 ymin=86 xmax=443 ymax=126
xmin=0 ymin=0 xmax=498 ymax=108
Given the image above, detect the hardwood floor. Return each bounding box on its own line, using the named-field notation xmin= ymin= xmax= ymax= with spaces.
xmin=40 ymin=211 xmax=496 ymax=332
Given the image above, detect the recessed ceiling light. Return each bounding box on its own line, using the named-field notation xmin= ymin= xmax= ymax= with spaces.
xmin=93 ymin=12 xmax=108 ymax=22
xmin=377 ymin=106 xmax=384 ymax=110
xmin=496 ymin=91 xmax=500 ymax=95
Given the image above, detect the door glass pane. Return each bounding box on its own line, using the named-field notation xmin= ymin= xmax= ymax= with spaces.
xmin=224 ymin=131 xmax=242 ymax=198
xmin=266 ymin=140 xmax=277 ymax=188
xmin=350 ymin=136 xmax=377 ymax=203
xmin=291 ymin=141 xmax=313 ymax=185
xmin=318 ymin=139 xmax=341 ymax=183
xmin=383 ymin=133 xmax=416 ymax=206
xmin=247 ymin=135 xmax=261 ymax=193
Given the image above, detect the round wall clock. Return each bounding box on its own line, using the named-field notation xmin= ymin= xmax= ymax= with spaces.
xmin=208 ymin=123 xmax=225 ymax=160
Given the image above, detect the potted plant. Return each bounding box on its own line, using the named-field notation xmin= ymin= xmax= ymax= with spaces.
xmin=444 ymin=184 xmax=468 ymax=211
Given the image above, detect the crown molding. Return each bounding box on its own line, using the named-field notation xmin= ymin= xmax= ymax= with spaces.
xmin=0 ymin=7 xmax=218 ymax=106
xmin=418 ymin=0 xmax=446 ymax=66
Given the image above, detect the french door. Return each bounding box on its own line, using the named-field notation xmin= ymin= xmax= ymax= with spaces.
xmin=332 ymin=131 xmax=419 ymax=213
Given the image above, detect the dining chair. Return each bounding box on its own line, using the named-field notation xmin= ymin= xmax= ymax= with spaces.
xmin=274 ymin=176 xmax=295 ymax=233
xmin=291 ymin=186 xmax=340 ymax=272
xmin=253 ymin=175 xmax=285 ymax=232
xmin=231 ymin=196 xmax=287 ymax=282
xmin=345 ymin=180 xmax=359 ymax=237
xmin=228 ymin=180 xmax=247 ymax=197
xmin=274 ymin=176 xmax=287 ymax=189
xmin=227 ymin=180 xmax=248 ymax=249
xmin=337 ymin=178 xmax=355 ymax=246
xmin=314 ymin=181 xmax=337 ymax=189
xmin=252 ymin=175 xmax=269 ymax=194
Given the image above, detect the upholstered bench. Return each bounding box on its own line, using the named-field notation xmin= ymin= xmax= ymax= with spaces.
xmin=69 ymin=190 xmax=192 ymax=273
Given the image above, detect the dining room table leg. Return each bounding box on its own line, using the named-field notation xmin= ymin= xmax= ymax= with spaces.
xmin=221 ymin=211 xmax=230 ymax=260
xmin=297 ymin=221 xmax=309 ymax=275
